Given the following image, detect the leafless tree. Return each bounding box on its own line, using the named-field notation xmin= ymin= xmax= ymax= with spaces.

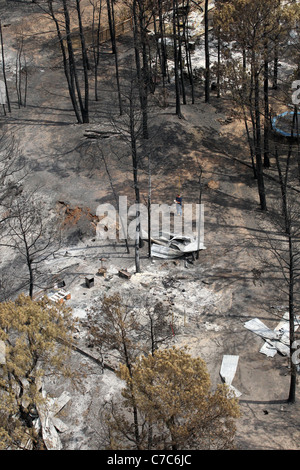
xmin=257 ymin=136 xmax=300 ymax=404
xmin=172 ymin=0 xmax=182 ymax=118
xmin=204 ymin=0 xmax=210 ymax=103
xmin=106 ymin=0 xmax=123 ymax=115
xmin=15 ymin=30 xmax=28 ymax=108
xmin=108 ymin=77 xmax=146 ymax=272
xmin=273 ymin=139 xmax=300 ymax=403
xmin=0 ymin=19 xmax=11 ymax=113
xmin=0 ymin=131 xmax=25 ymax=224
xmin=1 ymin=191 xmax=61 ymax=298
xmin=89 ymin=0 xmax=103 ymax=102
xmin=89 ymin=140 xmax=130 ymax=253
xmin=39 ymin=0 xmax=90 ymax=123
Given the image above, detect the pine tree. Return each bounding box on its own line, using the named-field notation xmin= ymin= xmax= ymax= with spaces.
xmin=107 ymin=347 xmax=240 ymax=450
xmin=0 ymin=294 xmax=79 ymax=449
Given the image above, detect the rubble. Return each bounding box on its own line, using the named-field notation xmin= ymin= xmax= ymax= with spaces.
xmin=48 ymin=289 xmax=71 ymax=303
xmin=118 ymin=269 xmax=132 ymax=279
xmin=220 ymin=355 xmax=242 ymax=398
xmin=35 ymin=389 xmax=71 ymax=450
xmin=18 ymin=381 xmax=71 ymax=451
xmin=244 ymin=313 xmax=300 ymax=358
xmin=244 ymin=318 xmax=279 ymax=341
xmin=151 ymin=232 xmax=206 ymax=259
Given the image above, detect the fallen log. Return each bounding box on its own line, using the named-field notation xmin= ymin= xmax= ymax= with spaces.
xmin=84 ymin=129 xmax=120 ymax=139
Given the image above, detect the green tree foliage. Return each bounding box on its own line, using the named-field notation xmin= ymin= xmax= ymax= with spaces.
xmin=86 ymin=293 xmax=142 ymax=371
xmin=85 ymin=293 xmax=173 ymax=368
xmin=0 ymin=294 xmax=79 ymax=449
xmin=106 ymin=347 xmax=240 ymax=450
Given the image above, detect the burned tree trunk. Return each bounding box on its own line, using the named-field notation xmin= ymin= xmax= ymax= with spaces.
xmin=46 ymin=0 xmax=89 ymax=123
xmin=254 ymin=66 xmax=267 ymax=211
xmin=204 ymin=0 xmax=210 ymax=103
xmin=76 ymin=0 xmax=89 ymax=123
xmin=173 ymin=0 xmax=182 ymax=118
xmin=0 ymin=20 xmax=11 ymax=113
xmin=107 ymin=0 xmax=123 ymax=115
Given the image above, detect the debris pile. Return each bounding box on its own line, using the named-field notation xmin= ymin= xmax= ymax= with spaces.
xmin=57 ymin=201 xmax=100 ymax=241
xmin=16 ymin=379 xmax=71 ymax=450
xmin=244 ymin=313 xmax=300 ymax=358
xmin=151 ymin=232 xmax=206 ymax=259
xmin=48 ymin=288 xmax=71 ymax=303
xmin=35 ymin=389 xmax=71 ymax=450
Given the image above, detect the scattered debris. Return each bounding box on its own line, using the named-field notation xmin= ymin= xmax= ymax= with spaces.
xmin=203 ymin=321 xmax=222 ymax=332
xmin=151 ymin=232 xmax=206 ymax=259
xmin=97 ymin=267 xmax=107 ymax=276
xmin=48 ymin=289 xmax=71 ymax=303
xmin=244 ymin=314 xmax=300 ymax=358
xmin=85 ymin=277 xmax=94 ymax=288
xmin=151 ymin=244 xmax=183 ymax=259
xmin=57 ymin=201 xmax=100 ymax=237
xmin=19 ymin=378 xmax=71 ymax=451
xmin=244 ymin=318 xmax=279 ymax=341
xmin=35 ymin=389 xmax=71 ymax=450
xmin=118 ymin=269 xmax=132 ymax=279
xmin=220 ymin=355 xmax=242 ymax=398
xmin=54 ymin=279 xmax=66 ymax=289
xmin=98 ymin=258 xmax=108 ymax=277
